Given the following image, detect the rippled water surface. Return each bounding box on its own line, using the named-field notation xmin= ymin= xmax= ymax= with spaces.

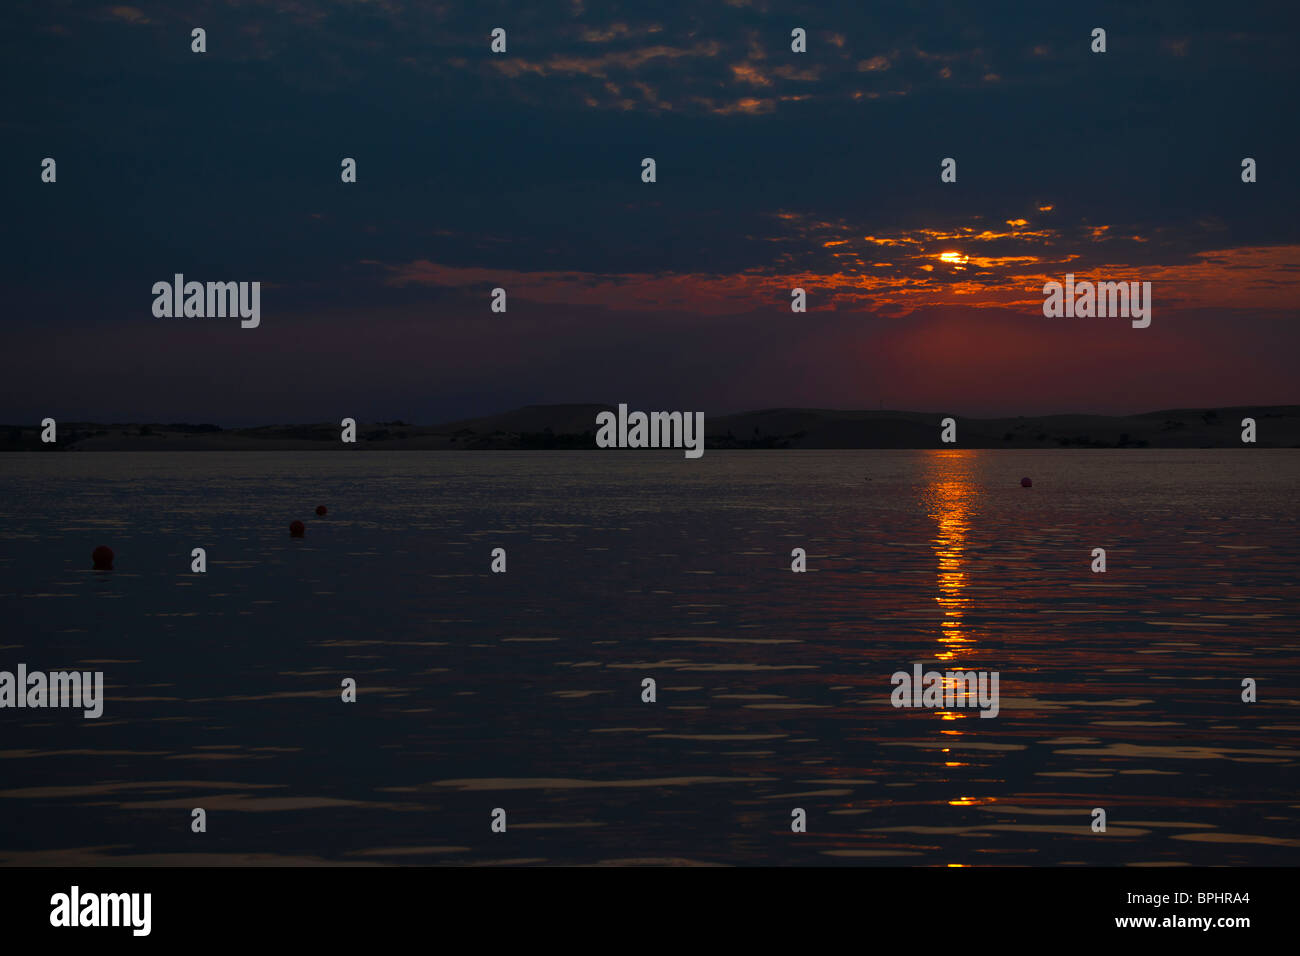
xmin=1 ymin=449 xmax=1297 ymax=866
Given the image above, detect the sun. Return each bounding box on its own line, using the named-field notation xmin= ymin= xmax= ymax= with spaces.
xmin=938 ymin=251 xmax=969 ymax=265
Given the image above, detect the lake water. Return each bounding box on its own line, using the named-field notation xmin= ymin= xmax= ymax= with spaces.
xmin=1 ymin=449 xmax=1297 ymax=866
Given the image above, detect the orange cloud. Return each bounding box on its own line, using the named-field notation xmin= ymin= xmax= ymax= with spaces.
xmin=370 ymin=243 xmax=1300 ymax=318
xmin=492 ymin=43 xmax=718 ymax=80
xmin=730 ymin=62 xmax=771 ymax=86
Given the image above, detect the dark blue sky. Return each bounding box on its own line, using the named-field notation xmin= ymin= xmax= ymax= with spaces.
xmin=4 ymin=1 xmax=1297 ymax=424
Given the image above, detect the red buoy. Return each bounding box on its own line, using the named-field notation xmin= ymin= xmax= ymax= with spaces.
xmin=289 ymin=520 xmax=305 ymax=537
xmin=91 ymin=545 xmax=114 ymax=570
xmin=1020 ymin=477 xmax=1033 ymax=488
xmin=315 ymin=505 xmax=327 ymax=517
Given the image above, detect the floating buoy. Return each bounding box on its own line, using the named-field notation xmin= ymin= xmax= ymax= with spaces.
xmin=91 ymin=545 xmax=114 ymax=570
xmin=315 ymin=505 xmax=327 ymax=516
xmin=289 ymin=520 xmax=305 ymax=538
xmin=1020 ymin=477 xmax=1033 ymax=488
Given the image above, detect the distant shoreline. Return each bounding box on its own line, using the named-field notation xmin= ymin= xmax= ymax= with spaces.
xmin=5 ymin=404 xmax=1298 ymax=450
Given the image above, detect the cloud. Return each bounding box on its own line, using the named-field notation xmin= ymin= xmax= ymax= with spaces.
xmin=108 ymin=6 xmax=149 ymax=24
xmin=367 ymin=238 xmax=1300 ymax=318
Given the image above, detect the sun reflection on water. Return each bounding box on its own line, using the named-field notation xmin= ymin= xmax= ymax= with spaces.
xmin=924 ymin=453 xmax=979 ymax=665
